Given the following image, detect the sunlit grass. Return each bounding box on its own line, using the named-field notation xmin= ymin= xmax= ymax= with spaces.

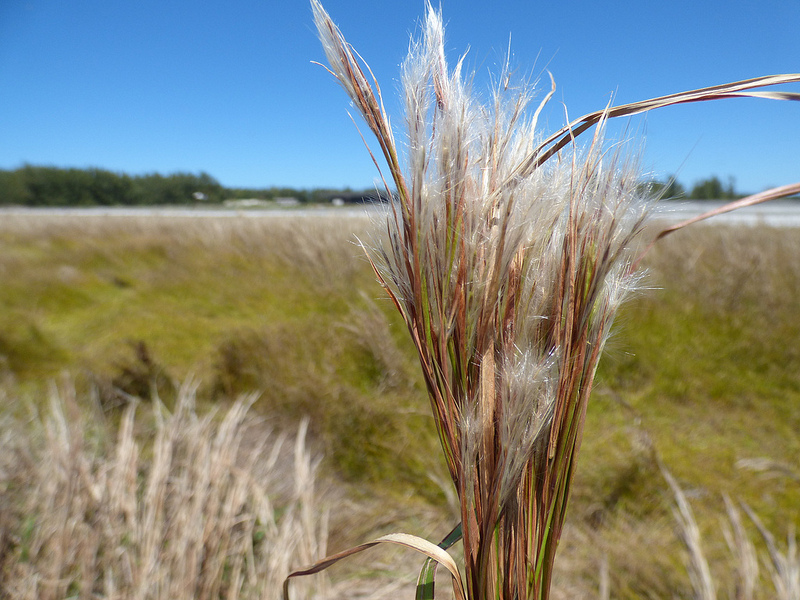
xmin=0 ymin=386 xmax=331 ymax=600
xmin=0 ymin=213 xmax=447 ymax=497
xmin=305 ymin=0 xmax=799 ymax=596
xmin=0 ymin=214 xmax=798 ymax=598
xmin=0 ymin=214 xmax=376 ymax=381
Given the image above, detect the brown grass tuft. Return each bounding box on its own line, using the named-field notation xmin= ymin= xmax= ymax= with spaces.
xmin=0 ymin=383 xmax=329 ymax=600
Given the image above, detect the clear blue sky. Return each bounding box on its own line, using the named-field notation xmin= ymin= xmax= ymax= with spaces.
xmin=1 ymin=0 xmax=798 ymax=193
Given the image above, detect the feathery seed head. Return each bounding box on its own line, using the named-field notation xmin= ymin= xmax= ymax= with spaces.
xmin=313 ymin=2 xmax=653 ymax=598
xmin=299 ymin=5 xmax=798 ymax=599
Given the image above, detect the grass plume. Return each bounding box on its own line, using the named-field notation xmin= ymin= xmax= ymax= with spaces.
xmin=310 ymin=2 xmax=650 ymax=598
xmin=303 ymin=2 xmax=800 ymax=599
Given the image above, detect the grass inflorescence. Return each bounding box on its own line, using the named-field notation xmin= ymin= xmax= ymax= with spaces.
xmin=303 ymin=1 xmax=799 ymax=599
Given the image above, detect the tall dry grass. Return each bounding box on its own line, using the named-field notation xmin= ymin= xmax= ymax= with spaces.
xmin=309 ymin=2 xmax=652 ymax=597
xmin=665 ymin=466 xmax=800 ymax=600
xmin=0 ymin=383 xmax=329 ymax=600
xmin=0 ymin=218 xmax=797 ymax=599
xmin=296 ymin=2 xmax=800 ymax=599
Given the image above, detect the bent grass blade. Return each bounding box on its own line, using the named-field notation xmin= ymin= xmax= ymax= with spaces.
xmin=632 ymin=181 xmax=800 ymax=271
xmin=522 ymin=74 xmax=800 ymax=176
xmin=283 ymin=532 xmax=466 ymax=600
xmin=416 ymin=523 xmax=464 ymax=600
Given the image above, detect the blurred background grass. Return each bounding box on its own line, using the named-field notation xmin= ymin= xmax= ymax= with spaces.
xmin=0 ymin=212 xmax=797 ymax=598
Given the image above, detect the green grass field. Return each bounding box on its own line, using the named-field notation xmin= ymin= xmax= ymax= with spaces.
xmin=0 ymin=212 xmax=797 ymax=598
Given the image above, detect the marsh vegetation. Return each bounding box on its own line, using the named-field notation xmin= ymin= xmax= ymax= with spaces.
xmin=0 ymin=213 xmax=797 ymax=598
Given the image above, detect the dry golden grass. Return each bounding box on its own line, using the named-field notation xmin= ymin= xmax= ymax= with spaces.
xmin=0 ymin=383 xmax=330 ymax=600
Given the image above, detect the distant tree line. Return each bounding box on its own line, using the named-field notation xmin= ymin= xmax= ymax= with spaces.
xmin=645 ymin=175 xmax=749 ymax=201
xmin=0 ymin=166 xmax=226 ymax=206
xmin=0 ymin=165 xmax=786 ymax=207
xmin=0 ymin=165 xmax=390 ymax=207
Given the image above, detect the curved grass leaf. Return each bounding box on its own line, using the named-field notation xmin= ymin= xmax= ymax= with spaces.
xmin=283 ymin=532 xmax=466 ymax=600
xmin=416 ymin=523 xmax=463 ymax=600
xmin=632 ymin=181 xmax=800 ymax=270
xmin=655 ymin=182 xmax=800 ymax=240
xmin=521 ymin=74 xmax=800 ymax=176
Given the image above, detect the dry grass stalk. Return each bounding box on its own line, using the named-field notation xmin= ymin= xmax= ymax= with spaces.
xmin=662 ymin=468 xmax=717 ymax=600
xmin=665 ymin=467 xmax=800 ymax=600
xmin=310 ymin=3 xmax=646 ymax=598
xmin=741 ymin=505 xmax=800 ymax=600
xmin=1 ymin=384 xmax=329 ymax=600
xmin=302 ymin=2 xmax=800 ymax=599
xmin=721 ymin=496 xmax=758 ymax=600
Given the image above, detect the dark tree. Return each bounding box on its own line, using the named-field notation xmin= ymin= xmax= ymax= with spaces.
xmin=690 ymin=176 xmax=738 ymax=200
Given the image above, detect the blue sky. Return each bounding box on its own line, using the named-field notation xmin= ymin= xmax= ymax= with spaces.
xmin=1 ymin=0 xmax=798 ymax=193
